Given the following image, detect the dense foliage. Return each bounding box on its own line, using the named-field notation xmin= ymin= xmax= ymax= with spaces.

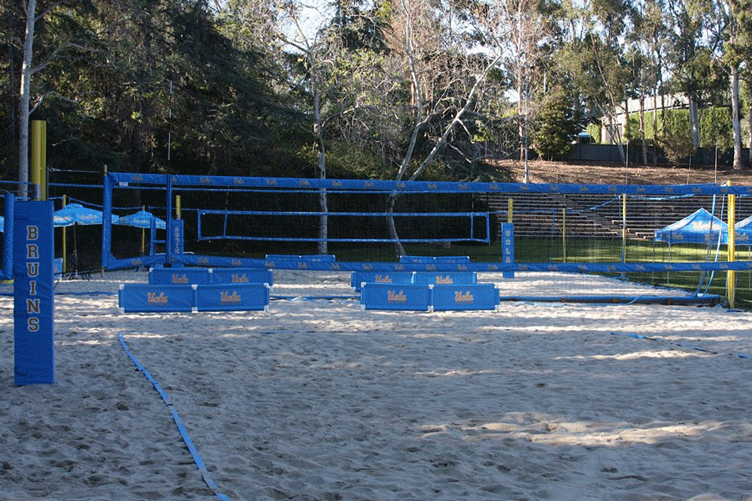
xmin=534 ymin=88 xmax=582 ymax=160
xmin=2 ymin=0 xmax=752 ymax=185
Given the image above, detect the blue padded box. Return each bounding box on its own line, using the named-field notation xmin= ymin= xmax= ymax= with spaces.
xmin=211 ymin=268 xmax=273 ymax=286
xmin=351 ymin=271 xmax=414 ymax=291
xmin=149 ymin=267 xmax=211 ymax=285
xmin=431 ymin=283 xmax=498 ymax=311
xmin=412 ymin=271 xmax=477 ymax=285
xmin=194 ymin=284 xmax=270 ymax=312
xmin=119 ymin=284 xmax=195 ymax=313
xmin=360 ymin=283 xmax=432 ymax=311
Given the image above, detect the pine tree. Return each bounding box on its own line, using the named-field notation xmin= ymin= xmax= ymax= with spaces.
xmin=534 ymin=89 xmax=580 ymax=160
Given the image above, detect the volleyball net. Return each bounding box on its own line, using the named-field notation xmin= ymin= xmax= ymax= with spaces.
xmin=101 ymin=173 xmax=752 ymax=306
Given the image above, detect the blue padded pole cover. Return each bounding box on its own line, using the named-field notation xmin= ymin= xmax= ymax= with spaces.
xmin=14 ymin=201 xmax=55 ymax=385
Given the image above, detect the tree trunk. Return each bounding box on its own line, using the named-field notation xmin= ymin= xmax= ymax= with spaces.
xmin=385 ymin=194 xmax=405 ymax=258
xmin=652 ymin=88 xmax=658 ymax=166
xmin=313 ymin=81 xmax=328 ymax=254
xmin=623 ymin=96 xmax=630 ymax=168
xmin=639 ymin=92 xmax=647 ymax=166
xmin=689 ymin=95 xmax=700 ymax=148
xmin=731 ymin=66 xmax=743 ymax=170
xmin=748 ymin=78 xmax=752 ymax=167
xmin=517 ymin=65 xmax=525 ymax=164
xmin=19 ymin=0 xmax=37 ymax=199
xmin=660 ymin=91 xmax=666 ymax=138
xmin=387 ymin=54 xmax=501 ymax=256
xmin=8 ymin=37 xmax=17 ymax=150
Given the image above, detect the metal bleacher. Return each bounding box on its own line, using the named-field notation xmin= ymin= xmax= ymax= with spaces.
xmin=484 ymin=192 xmax=752 ymax=241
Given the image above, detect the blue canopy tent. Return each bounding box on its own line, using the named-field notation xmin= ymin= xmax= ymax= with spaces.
xmin=737 ymin=215 xmax=752 ymax=230
xmin=114 ymin=209 xmax=166 ymax=258
xmin=54 ymin=203 xmax=118 ymax=227
xmin=654 ymin=208 xmax=752 ymax=296
xmin=654 ymin=208 xmax=728 ymax=245
xmin=54 ymin=203 xmax=118 ymax=275
xmin=734 ymin=216 xmax=752 ymax=271
xmin=735 ymin=215 xmax=752 ymax=244
xmin=655 ymin=208 xmax=752 ymax=246
xmin=114 ymin=209 xmax=166 ymax=230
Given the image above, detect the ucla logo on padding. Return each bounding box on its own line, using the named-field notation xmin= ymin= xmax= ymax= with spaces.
xmin=172 ymin=273 xmax=189 ymax=284
xmin=388 ymin=290 xmax=407 ymax=302
xmin=147 ymin=292 xmax=168 ymax=305
xmin=220 ymin=291 xmax=242 ymax=304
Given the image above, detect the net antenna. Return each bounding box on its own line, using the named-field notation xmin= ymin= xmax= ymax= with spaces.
xmin=696 ymin=194 xmax=724 ymax=295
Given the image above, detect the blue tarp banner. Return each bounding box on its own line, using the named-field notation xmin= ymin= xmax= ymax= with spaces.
xmin=361 ymin=283 xmax=432 ymax=311
xmin=432 ymin=284 xmax=498 ymax=311
xmin=412 ymin=271 xmax=477 ymax=285
xmin=210 ymin=268 xmax=273 ymax=286
xmin=14 ymin=201 xmax=55 ymax=385
xmin=119 ymin=284 xmax=195 ymax=313
xmin=180 ymin=252 xmax=752 ymax=273
xmin=194 ymin=284 xmax=270 ymax=311
xmin=107 ymin=172 xmax=752 ymax=196
xmin=400 ymin=255 xmax=471 ymax=264
xmin=266 ymin=254 xmax=335 ymax=262
xmin=265 ymin=254 xmax=336 ymax=269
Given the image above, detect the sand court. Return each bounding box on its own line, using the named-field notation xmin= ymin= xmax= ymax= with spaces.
xmin=1 ymin=269 xmax=752 ymax=500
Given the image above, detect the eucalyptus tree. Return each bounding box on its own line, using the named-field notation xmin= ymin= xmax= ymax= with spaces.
xmin=722 ymin=0 xmax=745 ymax=170
xmin=731 ymin=0 xmax=752 ymax=165
xmin=638 ymin=0 xmax=670 ymax=165
xmin=376 ymin=0 xmax=505 ymax=255
xmin=663 ymin=0 xmax=716 ymax=150
xmin=17 ymin=0 xmax=41 ymax=197
xmin=0 ymin=3 xmax=24 ymax=177
xmin=626 ymin=0 xmax=668 ymax=165
xmin=9 ymin=0 xmax=96 ymax=197
xmin=466 ymin=0 xmax=557 ymax=181
xmin=271 ymin=0 xmax=345 ymax=253
xmin=694 ymin=0 xmax=747 ymax=170
xmin=725 ymin=0 xmax=752 ymax=167
xmin=557 ymin=0 xmax=636 ymax=166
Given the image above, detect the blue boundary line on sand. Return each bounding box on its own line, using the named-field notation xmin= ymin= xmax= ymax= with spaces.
xmin=118 ymin=332 xmax=232 ymax=501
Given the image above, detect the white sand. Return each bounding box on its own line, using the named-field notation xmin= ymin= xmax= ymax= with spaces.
xmin=2 ymin=269 xmax=752 ymax=501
